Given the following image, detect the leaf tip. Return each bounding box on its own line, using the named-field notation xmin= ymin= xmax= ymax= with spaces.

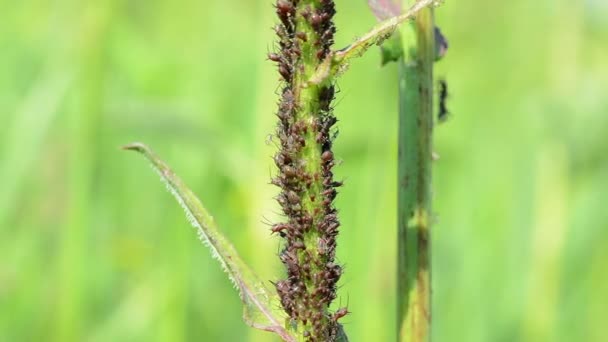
xmin=122 ymin=142 xmax=148 ymax=153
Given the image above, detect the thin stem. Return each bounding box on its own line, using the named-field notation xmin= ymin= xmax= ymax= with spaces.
xmin=334 ymin=0 xmax=434 ymax=63
xmin=396 ymin=5 xmax=434 ymax=342
xmin=306 ymin=0 xmax=435 ymax=86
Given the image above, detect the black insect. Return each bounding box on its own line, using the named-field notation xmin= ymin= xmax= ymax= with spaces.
xmin=437 ymin=79 xmax=450 ymax=122
xmin=434 ymin=26 xmax=449 ymax=60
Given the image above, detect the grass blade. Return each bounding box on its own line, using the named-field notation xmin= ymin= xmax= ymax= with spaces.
xmin=123 ymin=142 xmax=295 ymax=342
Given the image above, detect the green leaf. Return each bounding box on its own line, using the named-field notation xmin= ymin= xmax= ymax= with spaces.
xmin=336 ymin=324 xmax=350 ymax=342
xmin=379 ymin=34 xmax=404 ymax=65
xmin=123 ymin=143 xmax=295 ymax=342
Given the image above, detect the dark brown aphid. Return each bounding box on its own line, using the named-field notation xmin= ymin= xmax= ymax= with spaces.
xmin=271 ymin=223 xmax=290 ymax=235
xmin=296 ymin=31 xmax=308 ymax=42
xmin=316 ymin=49 xmax=326 ymax=61
xmin=279 ymin=64 xmax=292 ymax=81
xmin=276 ymin=0 xmax=295 ymax=19
xmin=332 ymin=307 xmax=350 ymax=322
xmin=301 ymin=262 xmax=311 ymax=274
xmin=309 ymin=12 xmax=323 ymax=27
xmin=318 ymin=86 xmax=335 ymax=110
xmin=325 ymin=224 xmax=339 ymax=237
xmin=280 ymin=249 xmax=299 ymax=268
xmin=283 ymin=167 xmax=297 ymax=179
xmin=438 ymin=79 xmax=450 ymax=122
xmin=330 ymin=180 xmax=343 ymax=188
xmin=274 ymin=279 xmax=290 ymax=294
xmin=268 ymin=52 xmax=281 ymax=62
xmin=322 ymin=188 xmax=337 ymax=200
xmin=321 ymin=150 xmax=333 ymax=162
xmin=289 ymin=46 xmax=302 ymax=58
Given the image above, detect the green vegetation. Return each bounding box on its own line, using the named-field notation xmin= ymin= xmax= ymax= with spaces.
xmin=1 ymin=0 xmax=607 ymax=341
xmin=396 ymin=5 xmax=434 ymax=341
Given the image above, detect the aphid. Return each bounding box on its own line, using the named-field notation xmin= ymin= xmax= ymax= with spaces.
xmin=309 ymin=12 xmax=323 ymax=27
xmin=296 ymin=31 xmax=308 ymax=42
xmin=300 ymin=5 xmax=312 ymax=20
xmin=282 ymin=88 xmax=295 ymax=103
xmin=325 ymin=222 xmax=339 ymax=236
xmin=281 ymin=249 xmax=299 ymax=270
xmin=330 ymin=180 xmax=343 ymax=188
xmin=289 ymin=46 xmax=302 ymax=58
xmin=315 ymin=132 xmax=325 ymax=143
xmin=274 ymin=24 xmax=287 ymax=38
xmin=321 ymin=150 xmax=333 ymax=162
xmin=276 ymin=0 xmax=295 ymax=18
xmin=324 ymin=213 xmax=338 ymax=223
xmin=279 ymin=64 xmax=292 ymax=81
xmin=318 ymin=86 xmax=335 ymax=110
xmin=437 ymin=79 xmax=450 ymax=122
xmin=271 ymin=223 xmax=289 ymax=235
xmin=329 ymin=264 xmax=341 ymax=278
xmin=316 ymin=49 xmax=327 ymax=61
xmin=268 ymin=52 xmax=281 ymax=62
xmin=283 ymin=165 xmax=297 ymax=178
xmin=274 ymin=280 xmax=290 ymax=294
xmin=322 ymin=188 xmax=337 ymax=200
xmin=317 ymin=237 xmax=328 ymax=255
xmin=332 ymin=307 xmax=350 ymax=322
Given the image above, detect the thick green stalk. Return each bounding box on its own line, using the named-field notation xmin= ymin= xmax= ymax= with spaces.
xmin=396 ymin=5 xmax=434 ymax=342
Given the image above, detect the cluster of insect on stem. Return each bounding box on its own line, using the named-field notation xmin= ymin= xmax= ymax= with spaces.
xmin=268 ymin=0 xmax=347 ymax=341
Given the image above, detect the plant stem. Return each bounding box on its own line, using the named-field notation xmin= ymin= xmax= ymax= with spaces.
xmin=271 ymin=1 xmax=344 ymax=341
xmin=333 ymin=0 xmax=434 ymax=64
xmin=396 ymin=5 xmax=434 ymax=342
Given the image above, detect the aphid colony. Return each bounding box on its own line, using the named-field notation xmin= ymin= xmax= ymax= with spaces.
xmin=268 ymin=0 xmax=347 ymax=340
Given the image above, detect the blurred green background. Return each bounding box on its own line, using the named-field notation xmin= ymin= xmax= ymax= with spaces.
xmin=1 ymin=0 xmax=607 ymax=341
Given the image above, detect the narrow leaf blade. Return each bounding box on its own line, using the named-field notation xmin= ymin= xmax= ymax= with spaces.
xmin=123 ymin=142 xmax=295 ymax=342
xmin=333 ymin=0 xmax=435 ymax=70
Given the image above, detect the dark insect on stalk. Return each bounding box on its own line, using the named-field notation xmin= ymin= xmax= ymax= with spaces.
xmin=332 ymin=307 xmax=349 ymax=322
xmin=437 ymin=78 xmax=450 ymax=122
xmin=434 ymin=26 xmax=449 ymax=60
xmin=271 ymin=223 xmax=290 ymax=237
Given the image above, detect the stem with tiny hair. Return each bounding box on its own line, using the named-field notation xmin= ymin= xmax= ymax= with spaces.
xmin=124 ymin=1 xmax=440 ymax=341
xmin=270 ymin=1 xmax=345 ymax=341
xmin=333 ymin=0 xmax=434 ymax=63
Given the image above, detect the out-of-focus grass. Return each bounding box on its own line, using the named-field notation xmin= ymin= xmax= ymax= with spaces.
xmin=0 ymin=0 xmax=607 ymax=341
